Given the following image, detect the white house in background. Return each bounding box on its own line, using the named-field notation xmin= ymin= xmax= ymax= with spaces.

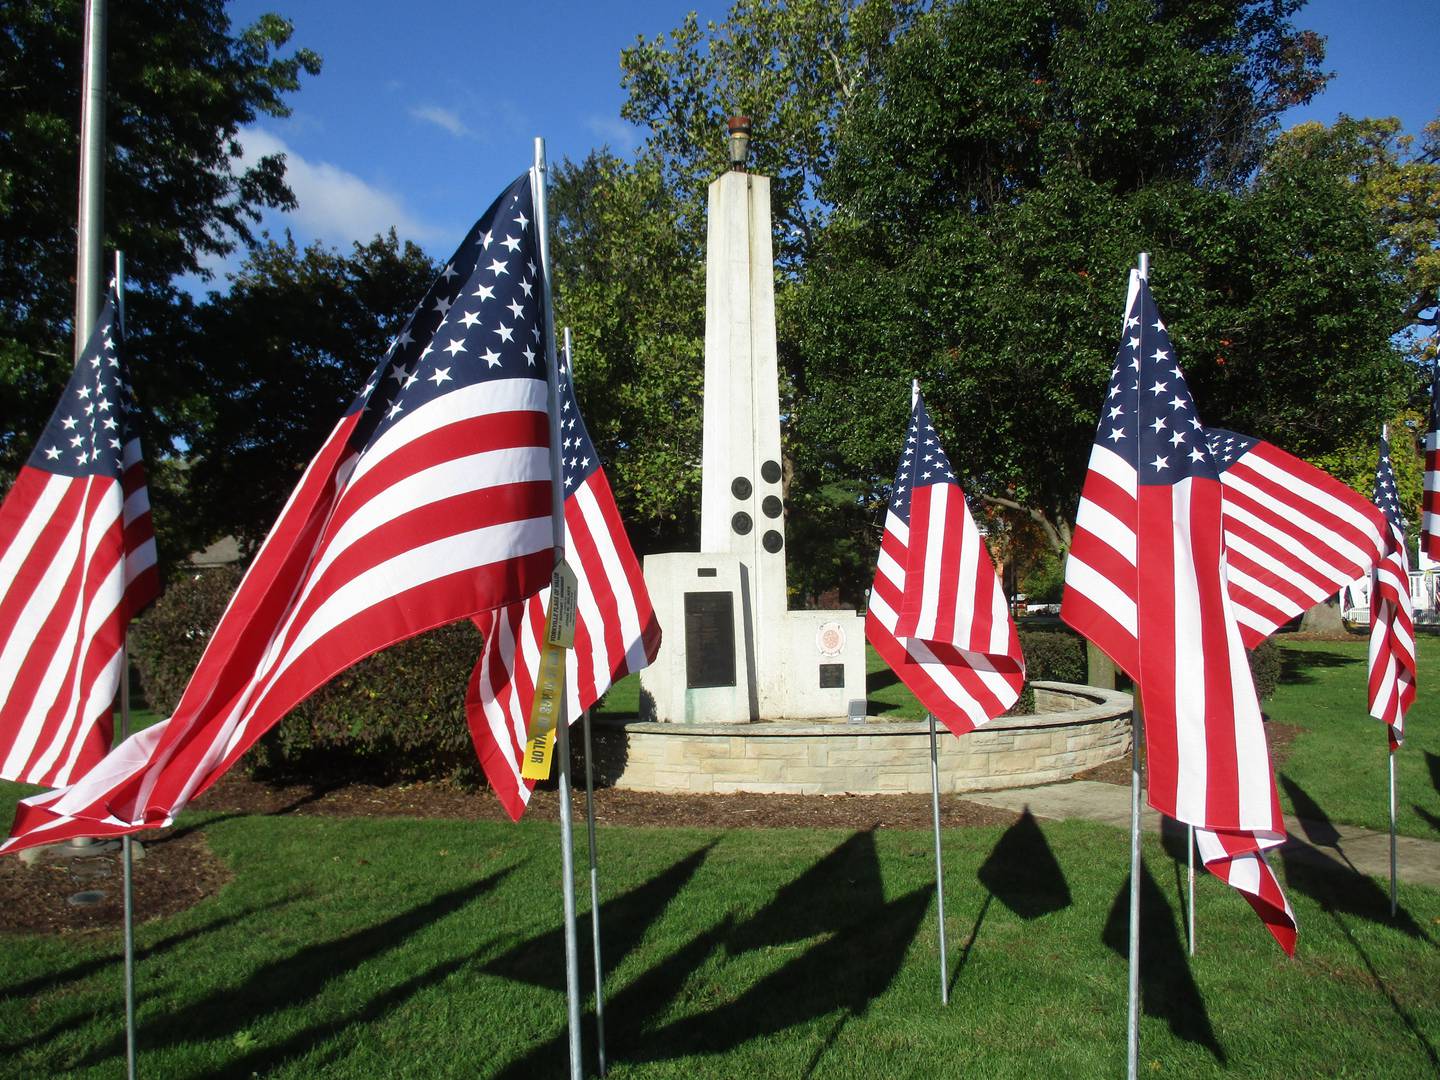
xmin=1340 ymin=567 xmax=1439 ymax=628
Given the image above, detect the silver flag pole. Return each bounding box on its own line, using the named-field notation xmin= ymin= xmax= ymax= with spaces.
xmin=115 ymin=251 xmax=138 ymax=1080
xmin=565 ymin=325 xmax=608 ymax=1075
xmin=928 ymin=711 xmax=949 ymax=1006
xmin=75 ymin=0 xmax=107 ymax=360
xmin=1127 ymin=251 xmax=1151 ymax=1080
xmin=1389 ymin=737 xmax=1398 ymax=917
xmin=533 ymin=136 xmax=583 ymax=1080
xmin=1187 ymin=825 xmax=1195 ymax=956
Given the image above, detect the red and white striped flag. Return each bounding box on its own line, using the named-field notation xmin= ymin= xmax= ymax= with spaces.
xmin=3 ymin=173 xmax=555 ymax=853
xmin=1062 ymin=272 xmax=1295 ymax=954
xmin=866 ymin=384 xmax=1024 ymax=735
xmin=1424 ymin=361 xmax=1438 ymax=562
xmin=467 ymin=352 xmax=661 ymax=820
xmin=0 ymin=282 xmax=158 ymax=786
xmin=1204 ymin=429 xmax=1388 ymax=647
xmin=1369 ymin=428 xmax=1417 ymax=748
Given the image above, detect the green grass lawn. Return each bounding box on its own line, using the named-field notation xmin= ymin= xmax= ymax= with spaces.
xmin=1 ymin=639 xmax=1438 ymax=1077
xmin=1264 ymin=637 xmax=1438 ymax=841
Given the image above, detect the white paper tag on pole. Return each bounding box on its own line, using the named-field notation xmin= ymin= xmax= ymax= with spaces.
xmin=546 ymin=560 xmax=578 ymax=648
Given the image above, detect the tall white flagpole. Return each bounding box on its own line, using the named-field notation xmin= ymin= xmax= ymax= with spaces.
xmin=565 ymin=326 xmax=608 ymax=1075
xmin=533 ymin=137 xmax=583 ymax=1080
xmin=115 ymin=251 xmax=138 ymax=1080
xmin=1127 ymin=251 xmax=1151 ymax=1080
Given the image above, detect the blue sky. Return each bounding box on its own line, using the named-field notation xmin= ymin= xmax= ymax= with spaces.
xmin=210 ymin=0 xmax=1438 ymax=283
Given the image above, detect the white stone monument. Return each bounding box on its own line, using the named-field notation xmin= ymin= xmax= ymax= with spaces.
xmin=640 ymin=119 xmax=866 ymax=723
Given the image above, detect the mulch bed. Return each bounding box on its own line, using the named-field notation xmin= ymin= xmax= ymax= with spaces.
xmin=1072 ymin=720 xmax=1303 ymax=787
xmin=1 ymin=773 xmax=1018 ymax=937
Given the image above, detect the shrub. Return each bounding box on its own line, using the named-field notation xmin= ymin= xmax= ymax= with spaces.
xmin=130 ymin=565 xmax=484 ymax=784
xmin=1249 ymin=638 xmax=1281 ymax=702
xmin=1018 ymin=628 xmax=1087 ymax=684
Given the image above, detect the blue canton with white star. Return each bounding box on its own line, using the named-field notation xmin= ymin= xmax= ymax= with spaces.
xmin=1202 ymin=429 xmax=1258 ymax=473
xmin=345 ymin=172 xmax=548 ymax=451
xmin=1373 ymin=431 xmax=1407 ymax=536
xmin=28 ymin=285 xmax=141 ymax=479
xmin=1099 ymin=276 xmax=1216 ymax=486
xmin=887 ymin=392 xmax=957 ymax=527
xmin=557 ymin=355 xmax=600 ymax=494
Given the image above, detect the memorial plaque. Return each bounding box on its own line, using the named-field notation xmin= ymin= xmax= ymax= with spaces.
xmin=762 ymin=529 xmax=783 ymax=553
xmin=762 ymin=495 xmax=783 ymax=518
xmin=761 ymin=459 xmax=782 ymax=484
xmin=818 ymin=663 xmax=845 ymax=688
xmin=732 ymin=511 xmax=753 ymax=535
xmin=731 ymin=476 xmax=753 ymax=500
xmin=684 ymin=592 xmax=736 ymax=688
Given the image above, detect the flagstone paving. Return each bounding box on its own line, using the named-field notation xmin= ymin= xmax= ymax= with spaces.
xmin=966 ymin=779 xmax=1440 ymax=889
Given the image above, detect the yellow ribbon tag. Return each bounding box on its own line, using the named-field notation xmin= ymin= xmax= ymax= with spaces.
xmin=546 ymin=561 xmax=579 ymax=648
xmin=520 ymin=634 xmax=568 ymax=781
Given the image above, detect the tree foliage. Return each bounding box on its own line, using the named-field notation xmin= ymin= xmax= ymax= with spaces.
xmin=548 ymin=152 xmax=707 ymax=552
xmin=0 ymin=0 xmax=320 ymax=481
xmin=169 ymin=231 xmax=438 ymax=557
xmin=786 ymin=0 xmax=1408 ymax=557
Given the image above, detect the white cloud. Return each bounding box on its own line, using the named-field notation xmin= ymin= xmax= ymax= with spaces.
xmin=239 ymin=128 xmax=445 ymax=248
xmin=410 ymin=105 xmax=471 ymax=138
xmin=584 ymin=114 xmax=641 ymax=155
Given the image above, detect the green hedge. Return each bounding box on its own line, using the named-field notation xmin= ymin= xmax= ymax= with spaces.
xmin=1249 ymin=638 xmax=1281 ymax=702
xmin=130 ymin=565 xmax=483 ymax=784
xmin=1017 ymin=628 xmax=1087 ymax=684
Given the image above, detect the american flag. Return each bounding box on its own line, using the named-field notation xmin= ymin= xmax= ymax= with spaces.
xmin=866 ymin=385 xmax=1024 ymax=735
xmin=1062 ymin=272 xmax=1295 ymax=954
xmin=3 ymin=173 xmax=555 ymax=852
xmin=0 ymin=283 xmax=158 ymax=786
xmin=1204 ymin=428 xmax=1389 ymax=646
xmin=1368 ymin=429 xmax=1416 ymax=748
xmin=467 ymin=349 xmax=661 ymax=820
xmin=1424 ymin=361 xmax=1438 ymax=561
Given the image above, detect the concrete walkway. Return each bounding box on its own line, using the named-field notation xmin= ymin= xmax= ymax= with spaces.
xmin=966 ymin=780 xmax=1440 ymax=890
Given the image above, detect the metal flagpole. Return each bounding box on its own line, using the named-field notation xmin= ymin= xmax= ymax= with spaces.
xmin=1127 ymin=251 xmax=1150 ymax=1080
xmin=582 ymin=708 xmax=607 ymax=1074
xmin=533 ymin=137 xmax=584 ymax=1080
xmin=75 ymin=0 xmax=107 ymax=359
xmin=115 ymin=252 xmax=138 ymax=1080
xmin=928 ymin=712 xmax=949 ymax=1006
xmin=1389 ymin=737 xmax=1398 ymax=917
xmin=565 ymin=326 xmax=608 ymax=1075
xmin=1187 ymin=825 xmax=1195 ymax=956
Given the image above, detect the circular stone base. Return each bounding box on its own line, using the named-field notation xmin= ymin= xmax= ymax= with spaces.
xmin=592 ymin=681 xmax=1131 ymax=796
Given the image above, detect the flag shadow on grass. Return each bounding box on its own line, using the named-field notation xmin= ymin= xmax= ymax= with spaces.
xmin=0 ymin=894 xmax=301 ymax=1056
xmin=1277 ymin=774 xmax=1431 ymax=941
xmin=494 ymin=831 xmax=930 ymax=1078
xmin=977 ymin=808 xmax=1072 ymax=921
xmin=73 ymin=865 xmax=517 ymax=1070
xmin=1276 ymin=647 xmax=1361 ymax=685
xmin=1102 ymin=861 xmax=1225 ymax=1063
xmin=481 ymin=840 xmax=716 ymax=990
xmin=1426 ymin=752 xmax=1440 ymax=800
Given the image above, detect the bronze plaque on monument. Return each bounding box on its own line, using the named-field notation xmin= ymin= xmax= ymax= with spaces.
xmin=684 ymin=592 xmax=736 ymax=688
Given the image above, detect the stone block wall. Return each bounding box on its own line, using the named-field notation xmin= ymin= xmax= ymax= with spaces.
xmin=592 ymin=682 xmax=1132 ymax=796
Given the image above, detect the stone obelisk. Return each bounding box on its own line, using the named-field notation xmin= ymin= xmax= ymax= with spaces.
xmin=640 ymin=119 xmax=865 ymax=723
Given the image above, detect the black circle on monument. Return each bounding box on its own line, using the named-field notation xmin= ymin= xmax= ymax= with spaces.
xmin=762 ymin=495 xmax=783 ymax=519
xmin=761 ymin=459 xmax=782 ymax=484
xmin=732 ymin=511 xmax=753 ymax=536
xmin=762 ymin=530 xmax=783 ymax=554
xmin=731 ymin=476 xmax=753 ymax=500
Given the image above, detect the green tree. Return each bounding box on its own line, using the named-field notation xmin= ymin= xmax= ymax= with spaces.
xmin=168 ymin=231 xmax=438 ymax=557
xmin=788 ymin=0 xmax=1405 ymax=556
xmin=0 ymin=0 xmax=320 ymax=481
xmin=548 ymin=151 xmax=707 ymax=552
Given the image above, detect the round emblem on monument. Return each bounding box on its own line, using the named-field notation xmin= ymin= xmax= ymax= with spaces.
xmin=732 ymin=511 xmax=753 ymax=536
xmin=761 ymin=495 xmax=783 ymax=518
xmin=816 ymin=621 xmax=846 ymax=657
xmin=761 ymin=459 xmax=782 ymax=484
xmin=731 ymin=476 xmax=752 ymax=500
xmin=762 ymin=529 xmax=783 ymax=553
